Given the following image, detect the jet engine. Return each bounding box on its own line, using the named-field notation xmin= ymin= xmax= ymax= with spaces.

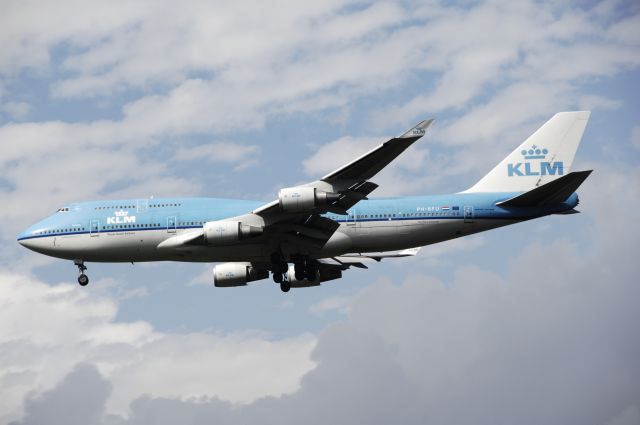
xmin=286 ymin=265 xmax=342 ymax=288
xmin=278 ymin=187 xmax=340 ymax=213
xmin=203 ymin=220 xmax=263 ymax=245
xmin=213 ymin=262 xmax=269 ymax=287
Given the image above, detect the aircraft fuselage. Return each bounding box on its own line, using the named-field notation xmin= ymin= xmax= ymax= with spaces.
xmin=17 ymin=192 xmax=578 ymax=264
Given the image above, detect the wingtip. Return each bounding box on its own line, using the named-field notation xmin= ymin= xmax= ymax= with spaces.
xmin=399 ymin=119 xmax=434 ymax=139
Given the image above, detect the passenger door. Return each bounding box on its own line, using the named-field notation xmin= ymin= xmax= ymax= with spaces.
xmin=167 ymin=216 xmax=177 ymax=233
xmin=90 ymin=219 xmax=100 ymax=237
xmin=464 ymin=206 xmax=474 ymax=223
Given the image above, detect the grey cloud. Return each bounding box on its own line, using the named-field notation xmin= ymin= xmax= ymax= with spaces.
xmin=10 ymin=364 xmax=111 ymax=425
xmin=21 ymin=164 xmax=639 ymax=425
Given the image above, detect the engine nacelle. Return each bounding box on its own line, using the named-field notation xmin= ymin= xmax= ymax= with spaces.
xmin=278 ymin=187 xmax=339 ymax=213
xmin=213 ymin=262 xmax=269 ymax=287
xmin=203 ymin=220 xmax=263 ymax=245
xmin=286 ymin=265 xmax=342 ymax=288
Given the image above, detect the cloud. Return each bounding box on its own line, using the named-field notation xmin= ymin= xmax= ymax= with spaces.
xmin=174 ymin=142 xmax=260 ymax=170
xmin=377 ymin=0 xmax=639 ymax=148
xmin=308 ymin=295 xmax=351 ymax=316
xmin=0 ymin=272 xmax=317 ymax=423
xmin=1 ymin=0 xmax=638 ymax=226
xmin=6 ymin=161 xmax=638 ymax=425
xmin=1 ymin=101 xmax=31 ymax=121
xmin=10 ymin=364 xmax=111 ymax=425
xmin=2 ymin=1 xmax=640 ymax=424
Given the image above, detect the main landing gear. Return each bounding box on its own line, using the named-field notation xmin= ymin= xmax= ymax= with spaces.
xmin=270 ymin=252 xmax=288 ymax=292
xmin=294 ymin=257 xmax=318 ymax=281
xmin=74 ymin=259 xmax=89 ymax=286
xmin=270 ymin=253 xmax=317 ymax=293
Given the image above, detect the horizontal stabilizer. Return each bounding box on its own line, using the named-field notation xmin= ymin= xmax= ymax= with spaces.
xmin=497 ymin=170 xmax=592 ymax=207
xmin=556 ymin=208 xmax=580 ymax=215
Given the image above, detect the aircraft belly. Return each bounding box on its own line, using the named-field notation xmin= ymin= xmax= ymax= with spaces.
xmin=26 ymin=219 xmax=519 ymax=263
xmin=341 ymin=219 xmax=518 ymax=253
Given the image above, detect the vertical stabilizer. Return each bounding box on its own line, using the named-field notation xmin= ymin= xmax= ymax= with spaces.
xmin=463 ymin=111 xmax=590 ymax=193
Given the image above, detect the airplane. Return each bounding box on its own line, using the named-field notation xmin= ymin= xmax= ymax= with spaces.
xmin=17 ymin=111 xmax=592 ymax=292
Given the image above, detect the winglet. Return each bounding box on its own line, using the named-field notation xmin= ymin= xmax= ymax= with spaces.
xmin=399 ymin=119 xmax=434 ymax=139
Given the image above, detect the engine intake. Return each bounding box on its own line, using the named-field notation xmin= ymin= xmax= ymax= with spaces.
xmin=213 ymin=263 xmax=269 ymax=287
xmin=203 ymin=220 xmax=263 ymax=245
xmin=278 ymin=187 xmax=339 ymax=213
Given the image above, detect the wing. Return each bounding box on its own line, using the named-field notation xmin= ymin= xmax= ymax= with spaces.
xmin=156 ymin=120 xmax=433 ymax=254
xmin=253 ymin=119 xmax=433 ymax=219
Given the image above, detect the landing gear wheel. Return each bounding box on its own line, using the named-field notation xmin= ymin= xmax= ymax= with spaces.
xmin=273 ymin=272 xmax=284 ymax=283
xmin=270 ymin=252 xmax=288 ymax=275
xmin=294 ymin=262 xmax=305 ymax=280
xmin=74 ymin=260 xmax=89 ymax=287
xmin=78 ymin=274 xmax=89 ymax=286
xmin=280 ymin=282 xmax=291 ymax=292
xmin=305 ymin=268 xmax=317 ymax=281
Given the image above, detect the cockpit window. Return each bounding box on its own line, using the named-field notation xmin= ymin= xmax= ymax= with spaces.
xmin=56 ymin=207 xmax=70 ymax=212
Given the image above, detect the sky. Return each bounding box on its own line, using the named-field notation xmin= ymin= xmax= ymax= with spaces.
xmin=0 ymin=0 xmax=639 ymax=424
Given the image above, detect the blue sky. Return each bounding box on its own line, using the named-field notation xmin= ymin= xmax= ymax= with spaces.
xmin=1 ymin=1 xmax=639 ymax=424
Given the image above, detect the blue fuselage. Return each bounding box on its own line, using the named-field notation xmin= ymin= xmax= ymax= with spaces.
xmin=17 ymin=192 xmax=578 ymax=263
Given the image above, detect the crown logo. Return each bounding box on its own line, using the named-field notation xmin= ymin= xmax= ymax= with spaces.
xmin=114 ymin=210 xmax=129 ymax=217
xmin=520 ymin=145 xmax=548 ymax=160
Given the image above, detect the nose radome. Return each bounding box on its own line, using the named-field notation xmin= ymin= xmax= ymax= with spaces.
xmin=17 ymin=225 xmax=41 ymax=250
xmin=17 ymin=231 xmax=34 ymax=249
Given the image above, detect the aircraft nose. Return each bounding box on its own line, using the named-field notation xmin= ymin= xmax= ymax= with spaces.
xmin=17 ymin=231 xmax=35 ymax=249
xmin=17 ymin=226 xmax=42 ymax=251
xmin=18 ymin=237 xmax=32 ymax=248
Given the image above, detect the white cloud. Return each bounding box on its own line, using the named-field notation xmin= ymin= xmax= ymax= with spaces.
xmin=1 ymin=101 xmax=31 ymax=120
xmin=2 ymin=2 xmax=640 ymax=424
xmin=0 ymin=0 xmax=637 ymax=218
xmin=377 ymin=1 xmax=639 ymax=135
xmin=0 ymin=272 xmax=317 ymax=423
xmin=174 ymin=142 xmax=260 ymax=170
xmin=408 ymin=235 xmax=486 ymax=267
xmin=309 ymin=295 xmax=351 ymax=316
xmin=9 ymin=161 xmax=640 ymax=425
xmin=577 ymin=95 xmax=622 ymax=111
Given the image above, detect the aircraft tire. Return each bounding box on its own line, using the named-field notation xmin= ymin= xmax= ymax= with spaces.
xmin=273 ymin=272 xmax=284 ymax=283
xmin=78 ymin=274 xmax=89 ymax=286
xmin=280 ymin=282 xmax=291 ymax=292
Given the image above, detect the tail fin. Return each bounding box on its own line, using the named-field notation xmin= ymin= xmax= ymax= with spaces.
xmin=463 ymin=111 xmax=591 ymax=193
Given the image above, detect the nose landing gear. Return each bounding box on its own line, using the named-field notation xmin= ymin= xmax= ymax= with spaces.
xmin=74 ymin=259 xmax=89 ymax=286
